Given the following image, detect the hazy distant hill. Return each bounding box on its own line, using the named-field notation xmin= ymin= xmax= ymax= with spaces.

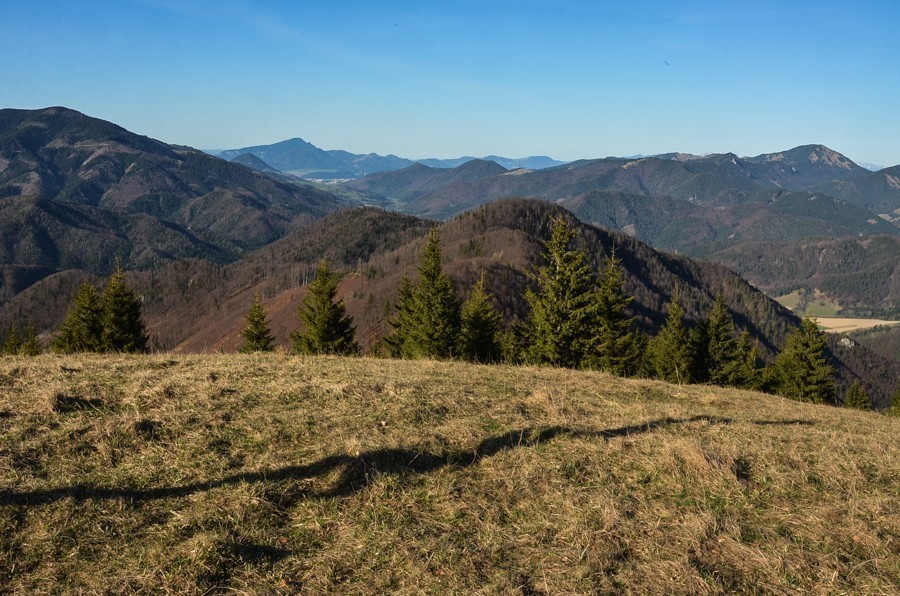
xmin=0 ymin=107 xmax=346 ymax=293
xmin=418 ymin=155 xmax=566 ymax=170
xmin=216 ymin=137 xmax=566 ymax=179
xmin=345 ymin=159 xmax=509 ymax=208
xmin=229 ymin=152 xmax=280 ymax=173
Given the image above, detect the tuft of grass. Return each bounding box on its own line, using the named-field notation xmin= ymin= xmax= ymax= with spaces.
xmin=0 ymin=353 xmax=898 ymax=593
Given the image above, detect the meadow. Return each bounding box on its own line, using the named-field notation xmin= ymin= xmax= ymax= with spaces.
xmin=0 ymin=354 xmax=897 ymax=593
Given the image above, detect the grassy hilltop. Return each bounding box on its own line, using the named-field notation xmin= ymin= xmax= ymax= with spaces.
xmin=0 ymin=354 xmax=898 ymax=593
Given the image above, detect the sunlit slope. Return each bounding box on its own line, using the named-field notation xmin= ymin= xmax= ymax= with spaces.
xmin=0 ymin=354 xmax=897 ymax=593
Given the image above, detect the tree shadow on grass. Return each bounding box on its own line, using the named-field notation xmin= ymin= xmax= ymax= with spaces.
xmin=0 ymin=415 xmax=811 ymax=506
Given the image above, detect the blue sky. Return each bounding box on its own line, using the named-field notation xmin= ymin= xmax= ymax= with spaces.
xmin=2 ymin=1 xmax=898 ymax=165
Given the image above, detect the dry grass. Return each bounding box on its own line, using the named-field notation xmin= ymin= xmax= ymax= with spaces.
xmin=0 ymin=354 xmax=898 ymax=594
xmin=817 ymin=317 xmax=900 ymax=333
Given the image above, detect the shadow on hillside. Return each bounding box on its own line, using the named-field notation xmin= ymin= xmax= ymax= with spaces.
xmin=0 ymin=415 xmax=812 ymax=507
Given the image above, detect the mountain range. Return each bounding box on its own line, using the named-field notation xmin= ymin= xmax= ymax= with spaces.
xmin=0 ymin=106 xmax=897 ymax=404
xmin=213 ymin=138 xmax=567 ymax=179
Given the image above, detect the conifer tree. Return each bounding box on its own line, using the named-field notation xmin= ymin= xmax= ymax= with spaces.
xmin=704 ymin=295 xmax=742 ymax=386
xmin=523 ymin=215 xmax=600 ymax=368
xmin=239 ymin=294 xmax=276 ymax=353
xmin=458 ymin=274 xmax=503 ymax=363
xmin=647 ymin=287 xmax=693 ymax=384
xmin=2 ymin=323 xmax=21 ymax=355
xmin=294 ymin=259 xmax=358 ymax=355
xmin=733 ymin=331 xmax=763 ymax=390
xmin=843 ymin=382 xmax=871 ymax=410
xmin=772 ymin=317 xmax=834 ymax=404
xmin=888 ymin=389 xmax=900 ymax=417
xmin=386 ymin=229 xmax=460 ymax=359
xmin=687 ymin=320 xmax=710 ymax=383
xmin=53 ymin=282 xmax=103 ymax=353
xmin=588 ymin=247 xmax=641 ymax=376
xmin=20 ymin=324 xmax=41 ymax=356
xmin=385 ymin=274 xmax=416 ymax=358
xmin=101 ymin=267 xmax=149 ymax=353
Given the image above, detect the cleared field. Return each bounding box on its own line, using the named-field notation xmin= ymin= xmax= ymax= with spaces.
xmin=817 ymin=317 xmax=900 ymax=333
xmin=0 ymin=354 xmax=898 ymax=593
xmin=775 ymin=290 xmax=842 ymax=317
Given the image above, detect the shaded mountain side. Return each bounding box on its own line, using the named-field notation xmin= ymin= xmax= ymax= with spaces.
xmin=0 ymin=107 xmax=347 ymax=292
xmin=810 ymin=164 xmax=900 ymax=216
xmin=0 ymin=195 xmax=227 ymax=293
xmin=704 ymin=236 xmax=900 ymax=318
xmin=559 ymin=190 xmax=897 ymax=254
xmin=0 ymin=264 xmax=58 ymax=303
xmin=848 ymin=325 xmax=900 ymax=362
xmin=229 ymin=153 xmax=280 ymax=173
xmin=344 ymin=159 xmax=508 ymax=207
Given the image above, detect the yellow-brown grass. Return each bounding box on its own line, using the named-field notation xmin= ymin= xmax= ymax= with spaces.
xmin=0 ymin=354 xmax=898 ymax=594
xmin=817 ymin=317 xmax=900 ymax=333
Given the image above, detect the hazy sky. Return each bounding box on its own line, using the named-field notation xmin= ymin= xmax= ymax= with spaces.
xmin=2 ymin=1 xmax=898 ymax=165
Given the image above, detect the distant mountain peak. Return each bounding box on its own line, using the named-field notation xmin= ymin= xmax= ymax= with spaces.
xmin=805 ymin=145 xmax=856 ymax=170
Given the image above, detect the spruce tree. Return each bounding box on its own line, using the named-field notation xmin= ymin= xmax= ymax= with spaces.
xmin=704 ymin=295 xmax=742 ymax=386
xmin=772 ymin=317 xmax=834 ymax=404
xmin=386 ymin=229 xmax=460 ymax=359
xmin=385 ymin=275 xmax=416 ymax=358
xmin=588 ymin=247 xmax=641 ymax=376
xmin=2 ymin=323 xmax=22 ymax=355
xmin=888 ymin=389 xmax=900 ymax=417
xmin=20 ymin=324 xmax=41 ymax=356
xmin=733 ymin=331 xmax=763 ymax=390
xmin=523 ymin=215 xmax=600 ymax=368
xmin=458 ymin=274 xmax=503 ymax=363
xmin=843 ymin=382 xmax=871 ymax=410
xmin=647 ymin=287 xmax=693 ymax=384
xmin=687 ymin=320 xmax=710 ymax=383
xmin=294 ymin=259 xmax=358 ymax=355
xmin=101 ymin=267 xmax=149 ymax=353
xmin=53 ymin=282 xmax=103 ymax=353
xmin=239 ymin=294 xmax=276 ymax=353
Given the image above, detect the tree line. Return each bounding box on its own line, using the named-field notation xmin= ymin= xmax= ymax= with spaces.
xmin=2 ymin=265 xmax=149 ymax=355
xmin=239 ymin=215 xmax=892 ymax=412
xmin=4 ymin=216 xmax=896 ymax=413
